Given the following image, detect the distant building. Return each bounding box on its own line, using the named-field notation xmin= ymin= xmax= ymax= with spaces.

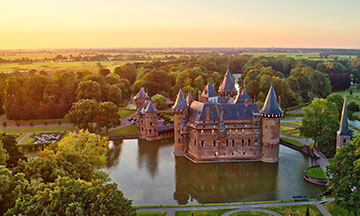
xmin=172 ymin=69 xmax=283 ymax=163
xmin=134 ymin=87 xmax=149 ymax=108
xmin=336 ymin=95 xmax=351 ymax=148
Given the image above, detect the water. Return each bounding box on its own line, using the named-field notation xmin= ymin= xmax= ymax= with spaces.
xmin=106 ymin=139 xmax=325 ymax=205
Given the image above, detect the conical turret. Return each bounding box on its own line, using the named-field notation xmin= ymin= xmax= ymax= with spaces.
xmin=218 ymin=69 xmax=237 ymax=96
xmin=172 ymin=89 xmax=188 ymax=110
xmin=144 ymin=100 xmax=158 ymax=113
xmin=338 ymin=96 xmax=350 ymax=136
xmin=260 ymin=85 xmax=283 ymax=118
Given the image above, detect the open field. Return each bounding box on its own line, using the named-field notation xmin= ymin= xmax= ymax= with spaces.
xmin=0 ymin=125 xmax=75 ymax=134
xmin=263 ymin=204 xmax=322 ymax=216
xmin=243 ymin=52 xmax=356 ymax=60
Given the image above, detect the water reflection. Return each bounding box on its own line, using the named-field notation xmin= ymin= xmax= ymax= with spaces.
xmin=106 ymin=139 xmax=324 ymax=205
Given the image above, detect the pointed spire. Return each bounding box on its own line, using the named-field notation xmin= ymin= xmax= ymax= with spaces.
xmin=338 ymin=95 xmax=351 ymax=135
xmin=219 ymin=69 xmax=237 ymax=93
xmin=172 ymin=89 xmax=188 ymax=110
xmin=260 ymin=85 xmax=283 ymax=117
xmin=135 ymin=87 xmax=147 ymax=98
xmin=144 ymin=100 xmax=158 ymax=113
xmin=206 ymin=83 xmax=217 ymax=97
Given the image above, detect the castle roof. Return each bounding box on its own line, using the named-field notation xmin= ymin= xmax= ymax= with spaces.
xmin=172 ymin=89 xmax=188 ymax=110
xmin=188 ymin=101 xmax=259 ymax=122
xmin=135 ymin=87 xmax=149 ymax=99
xmin=202 ymin=83 xmax=217 ymax=98
xmin=338 ymin=95 xmax=351 ymax=136
xmin=234 ymin=88 xmax=252 ymax=104
xmin=218 ymin=69 xmax=237 ymax=93
xmin=144 ymin=100 xmax=158 ymax=113
xmin=186 ymin=93 xmax=193 ymax=105
xmin=260 ymin=85 xmax=283 ymax=117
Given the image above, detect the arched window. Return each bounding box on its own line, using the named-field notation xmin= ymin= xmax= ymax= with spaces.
xmin=201 ymin=140 xmax=204 ymax=147
xmin=194 ymin=139 xmax=196 ymax=146
xmin=213 ymin=140 xmax=216 ymax=147
xmin=232 ymin=140 xmax=235 ymax=146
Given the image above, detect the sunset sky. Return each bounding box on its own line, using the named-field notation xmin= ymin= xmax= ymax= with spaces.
xmin=1 ymin=0 xmax=360 ymax=49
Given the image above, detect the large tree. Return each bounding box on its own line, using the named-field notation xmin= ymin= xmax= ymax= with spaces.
xmin=0 ymin=133 xmax=24 ymax=167
xmin=6 ymin=176 xmax=136 ymax=216
xmin=299 ymin=98 xmax=339 ymax=157
xmin=151 ymin=94 xmax=167 ymax=110
xmin=98 ymin=102 xmax=121 ymax=131
xmin=66 ymin=99 xmax=101 ymax=132
xmin=75 ymin=80 xmax=102 ymax=101
xmin=0 ymin=142 xmax=9 ymax=165
xmin=327 ymin=136 xmax=360 ymax=215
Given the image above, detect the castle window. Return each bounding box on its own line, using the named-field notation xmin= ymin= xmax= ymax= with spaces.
xmin=232 ymin=140 xmax=235 ymax=146
xmin=178 ymin=138 xmax=180 ymax=142
xmin=201 ymin=140 xmax=204 ymax=147
xmin=343 ymin=138 xmax=346 ymax=144
xmin=236 ymin=129 xmax=238 ymax=133
xmin=243 ymin=152 xmax=245 ymax=155
xmin=212 ymin=129 xmax=214 ymax=134
xmin=242 ymin=129 xmax=245 ymax=134
xmin=248 ymin=139 xmax=251 ymax=146
xmin=254 ymin=139 xmax=259 ymax=145
xmin=201 ymin=130 xmax=204 ymax=134
xmin=226 ymin=140 xmax=228 ymax=147
xmin=229 ymin=129 xmax=232 ymax=133
xmin=194 ymin=139 xmax=196 ymax=146
xmin=150 ymin=122 xmax=153 ymax=126
xmin=149 ymin=129 xmax=151 ymax=134
xmin=213 ymin=140 xmax=216 ymax=147
xmin=254 ymin=128 xmax=259 ymax=133
xmin=242 ymin=139 xmax=244 ymax=146
xmin=142 ymin=127 xmax=144 ymax=131
xmin=232 ymin=152 xmax=234 ymax=156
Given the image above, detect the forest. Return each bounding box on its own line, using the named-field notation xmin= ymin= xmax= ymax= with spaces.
xmin=0 ymin=54 xmax=359 ymax=121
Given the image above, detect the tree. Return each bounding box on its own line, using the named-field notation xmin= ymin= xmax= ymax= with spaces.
xmin=104 ymin=84 xmax=122 ymax=106
xmin=327 ymin=93 xmax=345 ymax=115
xmin=348 ymin=101 xmax=360 ymax=112
xmin=98 ymin=102 xmax=121 ymax=131
xmin=327 ymin=136 xmax=360 ymax=215
xmin=75 ymin=80 xmax=101 ymax=101
xmin=114 ymin=63 xmax=137 ymax=84
xmin=0 ymin=142 xmax=9 ymax=165
xmin=6 ymin=176 xmax=136 ymax=216
xmin=0 ymin=132 xmax=24 ymax=167
xmin=299 ymin=98 xmax=339 ymax=157
xmin=151 ymin=94 xmax=167 ymax=110
xmin=0 ymin=166 xmax=30 ymax=215
xmin=19 ymin=130 xmax=109 ymax=183
xmin=66 ymin=99 xmax=101 ymax=132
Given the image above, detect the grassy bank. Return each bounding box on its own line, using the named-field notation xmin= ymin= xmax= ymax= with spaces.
xmin=103 ymin=125 xmax=138 ymax=137
xmin=305 ymin=167 xmax=327 ymax=179
xmin=263 ymin=204 xmax=322 ymax=216
xmin=280 ymin=137 xmax=304 ymax=147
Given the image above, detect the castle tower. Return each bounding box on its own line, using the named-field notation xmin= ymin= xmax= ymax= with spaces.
xmin=218 ymin=69 xmax=237 ymax=98
xmin=259 ymin=86 xmax=283 ymax=163
xmin=172 ymin=89 xmax=188 ymax=156
xmin=180 ymin=112 xmax=189 ymax=153
xmin=135 ymin=108 xmax=142 ymax=135
xmin=134 ymin=87 xmax=149 ymax=109
xmin=336 ymin=95 xmax=351 ymax=149
xmin=144 ymin=100 xmax=158 ymax=141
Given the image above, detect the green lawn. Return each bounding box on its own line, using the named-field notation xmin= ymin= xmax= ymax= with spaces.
xmin=19 ymin=134 xmax=35 ymax=145
xmin=305 ymin=167 xmax=327 ymax=179
xmin=229 ymin=211 xmax=272 ymax=216
xmin=280 ymin=137 xmax=304 ymax=147
xmin=137 ymin=211 xmax=167 ymax=216
xmin=280 ymin=126 xmax=294 ymax=132
xmin=119 ymin=108 xmax=136 ymax=119
xmin=333 ymin=86 xmax=360 ymax=106
xmin=263 ymin=204 xmax=322 ymax=216
xmin=280 ymin=122 xmax=302 ymax=138
xmin=175 ymin=209 xmax=233 ymax=216
xmin=103 ymin=125 xmax=138 ymax=137
xmin=282 ymin=116 xmax=303 ymax=121
xmin=1 ymin=125 xmax=75 ymax=134
xmin=0 ymin=118 xmax=70 ymax=127
xmin=323 ymin=201 xmax=356 ymax=216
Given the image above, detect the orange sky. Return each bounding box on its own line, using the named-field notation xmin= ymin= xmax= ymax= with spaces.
xmin=1 ymin=0 xmax=360 ymax=49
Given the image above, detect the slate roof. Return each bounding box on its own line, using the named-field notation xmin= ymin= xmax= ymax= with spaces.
xmin=144 ymin=100 xmax=158 ymax=113
xmin=234 ymin=88 xmax=252 ymax=104
xmin=202 ymin=83 xmax=217 ymax=98
xmin=338 ymin=96 xmax=351 ymax=135
xmin=135 ymin=87 xmax=149 ymax=98
xmin=189 ymin=101 xmax=259 ymax=122
xmin=219 ymin=69 xmax=237 ymax=93
xmin=172 ymin=89 xmax=188 ymax=110
xmin=259 ymin=85 xmax=283 ymax=116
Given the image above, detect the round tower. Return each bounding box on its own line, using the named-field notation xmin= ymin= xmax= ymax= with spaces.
xmin=259 ymin=86 xmax=283 ymax=163
xmin=144 ymin=100 xmax=158 ymax=141
xmin=172 ymin=89 xmax=188 ymax=156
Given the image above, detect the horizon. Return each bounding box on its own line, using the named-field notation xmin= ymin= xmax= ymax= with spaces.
xmin=1 ymin=0 xmax=360 ymax=49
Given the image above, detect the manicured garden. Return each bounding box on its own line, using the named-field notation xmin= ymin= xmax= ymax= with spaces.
xmin=305 ymin=167 xmax=327 ymax=179
xmin=263 ymin=204 xmax=322 ymax=216
xmin=280 ymin=122 xmax=302 ymax=138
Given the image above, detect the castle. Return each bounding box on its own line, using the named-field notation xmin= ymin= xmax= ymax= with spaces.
xmin=172 ymin=70 xmax=283 ymax=163
xmin=135 ymin=70 xmax=284 ymax=163
xmin=336 ymin=95 xmax=351 ymax=149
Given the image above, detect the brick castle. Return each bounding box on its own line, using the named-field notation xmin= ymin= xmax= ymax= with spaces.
xmin=135 ymin=69 xmax=284 ymax=163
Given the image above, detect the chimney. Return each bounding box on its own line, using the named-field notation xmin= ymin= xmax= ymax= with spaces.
xmin=278 ymin=95 xmax=281 ymax=106
xmin=206 ymin=107 xmax=210 ymax=120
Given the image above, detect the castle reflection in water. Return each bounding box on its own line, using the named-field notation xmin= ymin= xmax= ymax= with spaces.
xmin=106 ymin=139 xmax=324 ymax=205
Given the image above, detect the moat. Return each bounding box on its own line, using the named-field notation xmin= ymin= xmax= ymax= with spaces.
xmin=106 ymin=138 xmax=325 ymax=205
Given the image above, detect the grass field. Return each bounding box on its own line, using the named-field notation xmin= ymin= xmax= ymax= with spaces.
xmin=243 ymin=52 xmax=356 ymax=60
xmin=229 ymin=211 xmax=272 ymax=216
xmin=280 ymin=122 xmax=302 ymax=138
xmin=137 ymin=211 xmax=167 ymax=216
xmin=305 ymin=167 xmax=327 ymax=179
xmin=175 ymin=209 xmax=232 ymax=216
xmin=280 ymin=137 xmax=304 ymax=147
xmin=102 ymin=125 xmax=137 ymax=137
xmin=119 ymin=108 xmax=136 ymax=119
xmin=0 ymin=117 xmax=70 ymax=127
xmin=323 ymin=201 xmax=356 ymax=216
xmin=333 ymin=86 xmax=360 ymax=106
xmin=263 ymin=204 xmax=322 ymax=216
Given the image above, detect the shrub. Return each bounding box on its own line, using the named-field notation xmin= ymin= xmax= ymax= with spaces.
xmin=2 ymin=121 xmax=6 ymax=127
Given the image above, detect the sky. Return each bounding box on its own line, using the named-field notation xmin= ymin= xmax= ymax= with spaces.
xmin=1 ymin=0 xmax=360 ymax=49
